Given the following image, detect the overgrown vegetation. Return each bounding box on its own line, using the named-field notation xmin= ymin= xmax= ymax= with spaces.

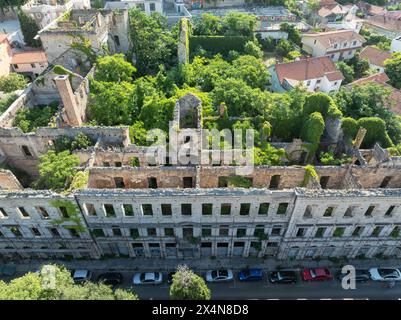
xmin=0 ymin=73 xmax=28 ymax=93
xmin=13 ymin=102 xmax=58 ymax=133
xmin=17 ymin=9 xmax=41 ymax=47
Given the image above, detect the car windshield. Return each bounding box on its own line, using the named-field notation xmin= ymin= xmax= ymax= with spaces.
xmin=310 ymin=269 xmax=317 ymax=278
xmin=219 ymin=270 xmax=228 ymax=277
xmin=242 ymin=270 xmax=251 ymax=277
xmin=211 ymin=271 xmax=218 ymax=278
xmin=378 ymin=269 xmax=398 ymax=277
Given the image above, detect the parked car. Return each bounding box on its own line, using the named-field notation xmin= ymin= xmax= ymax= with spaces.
xmin=132 ymin=272 xmax=163 ymax=285
xmin=97 ymin=272 xmax=123 ymax=286
xmin=336 ymin=269 xmax=370 ymax=283
xmin=369 ymin=268 xmax=401 ymax=281
xmin=268 ymin=270 xmax=298 ymax=284
xmin=302 ymin=268 xmax=333 ymax=281
xmin=238 ymin=268 xmax=263 ymax=281
xmin=205 ymin=269 xmax=233 ymax=282
xmin=167 ymin=271 xmax=176 ymax=284
xmin=72 ymin=269 xmax=93 ymax=284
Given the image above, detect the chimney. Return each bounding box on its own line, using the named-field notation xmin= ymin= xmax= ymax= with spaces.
xmin=54 ymin=75 xmax=82 ymax=126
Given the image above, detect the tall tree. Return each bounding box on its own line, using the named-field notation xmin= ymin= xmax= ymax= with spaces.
xmin=17 ymin=9 xmax=41 ymax=47
xmin=384 ymin=52 xmax=401 ymax=89
xmin=170 ymin=265 xmax=211 ymax=300
xmin=95 ymin=54 xmax=136 ymax=83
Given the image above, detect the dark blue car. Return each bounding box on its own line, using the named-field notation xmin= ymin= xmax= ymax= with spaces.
xmin=238 ymin=269 xmax=263 ymax=281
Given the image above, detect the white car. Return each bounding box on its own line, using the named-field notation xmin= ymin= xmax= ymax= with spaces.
xmin=72 ymin=269 xmax=93 ymax=283
xmin=133 ymin=272 xmax=163 ymax=285
xmin=369 ymin=268 xmax=401 ymax=281
xmin=205 ymin=269 xmax=234 ymax=282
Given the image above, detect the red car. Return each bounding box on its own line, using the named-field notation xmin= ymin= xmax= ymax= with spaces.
xmin=302 ymin=268 xmax=333 ymax=281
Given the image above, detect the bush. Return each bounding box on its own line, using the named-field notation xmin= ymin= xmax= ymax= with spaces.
xmin=303 ymin=93 xmax=342 ymax=119
xmin=34 ymin=150 xmax=80 ymax=191
xmin=301 ymin=112 xmax=325 ymax=145
xmin=189 ymin=36 xmax=250 ymax=56
xmin=0 ymin=73 xmax=28 ymax=93
xmin=243 ymin=41 xmax=263 ymax=59
xmin=170 ymin=265 xmax=211 ymax=300
xmin=275 ymin=39 xmax=293 ymax=57
xmin=356 ymin=117 xmax=393 ymax=148
xmin=0 ymin=94 xmax=18 ymax=114
xmin=341 ymin=117 xmax=358 ymax=138
xmin=13 ymin=103 xmax=58 ymax=133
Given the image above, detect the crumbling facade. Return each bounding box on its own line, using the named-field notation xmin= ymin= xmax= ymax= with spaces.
xmin=1 ymin=62 xmax=401 ymax=263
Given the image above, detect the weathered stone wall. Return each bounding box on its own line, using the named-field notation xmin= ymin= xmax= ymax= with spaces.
xmin=0 ymin=169 xmax=23 ymax=190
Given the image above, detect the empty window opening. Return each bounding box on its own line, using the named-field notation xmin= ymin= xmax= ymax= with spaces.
xmin=181 ymin=204 xmax=192 ymax=216
xmin=148 ymin=177 xmax=157 ymax=189
xmin=112 ymin=228 xmax=122 ymax=236
xmin=385 ymin=205 xmax=395 ymax=217
xmin=352 ymin=226 xmax=363 ymax=237
xmin=49 ymin=228 xmax=61 ymax=237
xmin=123 ymin=204 xmax=133 ymax=216
xmin=104 ymin=204 xmax=116 ymax=217
xmin=164 ymin=228 xmax=174 ymax=237
xmin=59 ymin=206 xmax=69 ymax=218
xmin=114 ymin=35 xmax=120 ymax=46
xmin=31 ymin=228 xmax=41 ymax=237
xmin=202 ymin=203 xmax=213 ymax=215
xmin=115 ymin=161 xmax=122 ymax=167
xmin=323 ymin=207 xmax=334 ymax=217
xmin=365 ymin=205 xmax=375 ymax=217
xmin=85 ymin=204 xmax=97 ymax=216
xmin=296 ymin=228 xmax=306 ymax=237
xmin=183 ymin=177 xmax=193 ymax=188
xmin=320 ymin=176 xmax=330 ymax=189
xmin=69 ymin=229 xmax=80 ymax=238
xmin=36 ymin=207 xmax=50 ymax=219
xmin=303 ymin=205 xmax=313 ymax=218
xmin=371 ymin=226 xmax=383 ymax=237
xmin=240 ymin=203 xmax=251 ymax=215
xmin=277 ymin=203 xmax=288 ymax=215
xmin=315 ymin=227 xmax=326 ymax=238
xmin=18 ymin=207 xmax=29 ymax=218
xmin=21 ymin=145 xmax=32 ymax=157
xmin=142 ymin=204 xmax=153 ymax=216
xmin=258 ymin=203 xmax=269 ymax=215
xmin=114 ymin=177 xmax=125 ymax=188
xmin=161 ymin=204 xmax=172 ymax=216
xmin=0 ymin=208 xmax=8 ymax=218
xmin=380 ymin=176 xmax=392 ymax=188
xmin=202 ymin=227 xmax=212 ymax=237
xmin=221 ymin=203 xmax=231 ymax=215
xmin=344 ymin=206 xmax=355 ymax=218
xmin=236 ymin=228 xmax=246 ymax=237
xmin=269 ymin=175 xmax=280 ymax=189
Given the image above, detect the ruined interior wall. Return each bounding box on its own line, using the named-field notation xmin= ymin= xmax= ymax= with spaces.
xmin=0 ymin=170 xmax=23 ymax=190
xmin=352 ymin=166 xmax=401 ymax=188
xmin=87 ymin=167 xmax=197 ymax=189
xmin=0 ymin=87 xmax=33 ymax=128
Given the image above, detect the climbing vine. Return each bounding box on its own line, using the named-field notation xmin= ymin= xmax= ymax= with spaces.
xmin=301 ymin=165 xmax=318 ymax=187
xmin=49 ymin=199 xmax=86 ymax=233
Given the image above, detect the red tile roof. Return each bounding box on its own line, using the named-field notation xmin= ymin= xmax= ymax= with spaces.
xmin=11 ymin=51 xmax=47 ymax=64
xmin=359 ymin=46 xmax=392 ymax=68
xmin=348 ymin=72 xmax=390 ymax=86
xmin=275 ymin=56 xmax=344 ymax=84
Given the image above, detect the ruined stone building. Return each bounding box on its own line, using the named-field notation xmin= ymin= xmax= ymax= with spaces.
xmin=0 ymin=46 xmax=401 ymax=262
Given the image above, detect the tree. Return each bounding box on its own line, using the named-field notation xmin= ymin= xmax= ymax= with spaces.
xmin=95 ymin=54 xmax=136 ymax=83
xmin=193 ymin=13 xmax=223 ymax=35
xmin=17 ymin=10 xmax=41 ymax=47
xmin=0 ymin=265 xmax=138 ymax=300
xmin=129 ymin=9 xmax=177 ymax=75
xmin=303 ymin=92 xmax=342 ymax=119
xmin=89 ymin=81 xmax=136 ymax=126
xmin=0 ymin=73 xmax=28 ymax=93
xmin=230 ymin=55 xmax=269 ymax=89
xmin=336 ymin=61 xmax=355 ymax=84
xmin=275 ymin=39 xmax=293 ymax=57
xmin=222 ymin=12 xmax=257 ymax=37
xmin=301 ymin=111 xmax=325 ymax=145
xmin=170 ymin=265 xmax=211 ymax=300
xmin=280 ymin=22 xmax=301 ymax=46
xmin=384 ymin=52 xmax=401 ymax=89
xmin=243 ymin=41 xmax=263 ymax=59
xmin=13 ymin=103 xmax=58 ymax=133
xmin=35 ymin=150 xmax=80 ymax=191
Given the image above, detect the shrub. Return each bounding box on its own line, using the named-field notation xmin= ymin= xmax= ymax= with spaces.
xmin=189 ymin=35 xmax=250 ymax=56
xmin=303 ymin=93 xmax=342 ymax=119
xmin=341 ymin=117 xmax=358 ymax=138
xmin=0 ymin=73 xmax=28 ymax=93
xmin=301 ymin=112 xmax=325 ymax=144
xmin=356 ymin=117 xmax=393 ymax=148
xmin=13 ymin=103 xmax=58 ymax=133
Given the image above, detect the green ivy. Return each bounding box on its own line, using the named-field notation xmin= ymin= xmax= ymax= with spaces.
xmin=302 ymin=165 xmax=318 ymax=187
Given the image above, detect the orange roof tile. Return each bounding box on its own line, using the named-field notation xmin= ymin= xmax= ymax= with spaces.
xmin=11 ymin=51 xmax=47 ymax=64
xmin=359 ymin=46 xmax=392 ymax=68
xmin=275 ymin=56 xmax=344 ymax=84
xmin=302 ymin=30 xmax=365 ymax=49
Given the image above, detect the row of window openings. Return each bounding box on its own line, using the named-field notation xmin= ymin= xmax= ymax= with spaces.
xmin=0 ymin=226 xmax=79 ymax=238
xmin=296 ymin=226 xmax=400 ymax=238
xmin=86 ymin=202 xmax=289 ymax=217
xmin=0 ymin=206 xmax=67 ymax=220
xmin=130 ymin=241 xmax=279 ymax=250
xmin=303 ymin=204 xmax=397 ymax=219
xmin=91 ymin=226 xmax=282 ymax=238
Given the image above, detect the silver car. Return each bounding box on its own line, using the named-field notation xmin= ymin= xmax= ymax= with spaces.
xmin=133 ymin=272 xmax=163 ymax=285
xmin=205 ymin=269 xmax=234 ymax=282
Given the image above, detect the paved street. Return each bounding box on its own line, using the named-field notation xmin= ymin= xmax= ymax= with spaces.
xmin=3 ymin=257 xmax=401 ymax=299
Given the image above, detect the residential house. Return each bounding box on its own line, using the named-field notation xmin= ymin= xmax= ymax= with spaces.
xmin=11 ymin=50 xmax=48 ymax=80
xmin=22 ymin=0 xmax=91 ymax=29
xmin=104 ymin=0 xmax=163 ymax=15
xmin=301 ymin=30 xmax=365 ymax=62
xmin=347 ymin=72 xmax=401 ymax=116
xmin=359 ymin=46 xmax=392 ymax=73
xmin=0 ymin=34 xmax=12 ymax=77
xmin=363 ymin=10 xmax=401 ymax=38
xmin=269 ymin=56 xmax=344 ymax=93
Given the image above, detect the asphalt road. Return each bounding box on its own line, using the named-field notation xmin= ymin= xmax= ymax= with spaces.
xmin=90 ymin=269 xmax=401 ymax=300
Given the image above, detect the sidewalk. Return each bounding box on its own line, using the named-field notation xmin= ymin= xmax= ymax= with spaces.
xmin=5 ymin=257 xmax=401 ymax=274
